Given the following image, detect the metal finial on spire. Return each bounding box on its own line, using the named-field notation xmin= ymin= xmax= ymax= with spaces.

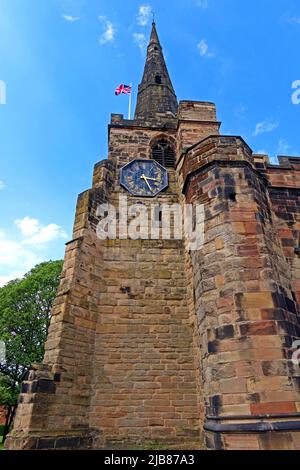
xmin=152 ymin=10 xmax=155 ymax=24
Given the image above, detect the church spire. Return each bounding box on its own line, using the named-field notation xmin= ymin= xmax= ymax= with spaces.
xmin=149 ymin=20 xmax=161 ymax=46
xmin=134 ymin=22 xmax=178 ymax=124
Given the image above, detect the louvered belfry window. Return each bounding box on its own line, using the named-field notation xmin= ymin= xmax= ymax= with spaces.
xmin=152 ymin=139 xmax=176 ymax=168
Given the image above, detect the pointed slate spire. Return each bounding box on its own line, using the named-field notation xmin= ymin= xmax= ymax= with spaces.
xmin=134 ymin=22 xmax=178 ymax=123
xmin=149 ymin=20 xmax=161 ymax=46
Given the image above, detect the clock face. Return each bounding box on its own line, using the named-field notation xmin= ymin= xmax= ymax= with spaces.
xmin=120 ymin=159 xmax=168 ymax=197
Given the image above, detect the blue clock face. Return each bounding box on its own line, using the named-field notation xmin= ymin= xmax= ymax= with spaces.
xmin=120 ymin=159 xmax=168 ymax=197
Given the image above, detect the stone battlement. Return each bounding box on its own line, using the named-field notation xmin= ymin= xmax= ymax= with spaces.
xmin=254 ymin=154 xmax=300 ymax=169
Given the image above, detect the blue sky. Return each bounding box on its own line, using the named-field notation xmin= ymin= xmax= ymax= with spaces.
xmin=0 ymin=0 xmax=299 ymax=285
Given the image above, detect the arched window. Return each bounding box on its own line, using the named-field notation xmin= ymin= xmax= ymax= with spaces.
xmin=152 ymin=139 xmax=176 ymax=168
xmin=155 ymin=75 xmax=162 ymax=84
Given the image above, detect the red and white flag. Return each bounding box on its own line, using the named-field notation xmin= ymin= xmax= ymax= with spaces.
xmin=115 ymin=84 xmax=132 ymax=96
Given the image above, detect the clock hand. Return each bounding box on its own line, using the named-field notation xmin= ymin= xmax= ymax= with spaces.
xmin=140 ymin=174 xmax=153 ymax=191
xmin=143 ymin=176 xmax=158 ymax=181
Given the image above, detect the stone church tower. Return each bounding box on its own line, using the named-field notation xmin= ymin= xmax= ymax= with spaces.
xmin=7 ymin=22 xmax=300 ymax=450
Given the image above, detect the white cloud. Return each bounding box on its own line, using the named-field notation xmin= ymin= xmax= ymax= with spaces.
xmin=197 ymin=0 xmax=208 ymax=8
xmin=197 ymin=39 xmax=215 ymax=57
xmin=24 ymin=224 xmax=68 ymax=245
xmin=99 ymin=16 xmax=116 ymax=45
xmin=277 ymin=139 xmax=299 ymax=156
xmin=0 ymin=239 xmax=40 ymax=268
xmin=285 ymin=16 xmax=300 ymax=25
xmin=62 ymin=14 xmax=80 ymax=22
xmin=0 ymin=217 xmax=68 ymax=287
xmin=137 ymin=5 xmax=152 ymax=26
xmin=0 ymin=180 xmax=6 ymax=189
xmin=198 ymin=39 xmax=208 ymax=56
xmin=0 ymin=273 xmax=24 ymax=287
xmin=15 ymin=216 xmax=39 ymax=237
xmin=253 ymin=118 xmax=279 ymax=136
xmin=133 ymin=33 xmax=146 ymax=53
xmin=277 ymin=139 xmax=290 ymax=155
xmin=15 ymin=216 xmax=68 ymax=246
xmin=0 ymin=238 xmax=42 ymax=286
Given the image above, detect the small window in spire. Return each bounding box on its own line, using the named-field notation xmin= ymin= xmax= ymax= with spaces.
xmin=152 ymin=139 xmax=176 ymax=168
xmin=155 ymin=75 xmax=162 ymax=84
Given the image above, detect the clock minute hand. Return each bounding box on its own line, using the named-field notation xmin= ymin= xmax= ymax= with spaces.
xmin=141 ymin=174 xmax=153 ymax=191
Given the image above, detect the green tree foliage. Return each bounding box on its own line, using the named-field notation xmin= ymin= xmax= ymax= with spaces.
xmin=0 ymin=260 xmax=63 ymax=440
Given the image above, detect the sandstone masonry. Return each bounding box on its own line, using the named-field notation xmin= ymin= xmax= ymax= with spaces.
xmin=6 ymin=22 xmax=300 ymax=451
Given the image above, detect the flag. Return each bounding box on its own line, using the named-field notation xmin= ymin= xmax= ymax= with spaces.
xmin=115 ymin=84 xmax=132 ymax=96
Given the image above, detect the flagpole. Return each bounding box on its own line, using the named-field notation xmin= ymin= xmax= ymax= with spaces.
xmin=128 ymin=83 xmax=132 ymax=120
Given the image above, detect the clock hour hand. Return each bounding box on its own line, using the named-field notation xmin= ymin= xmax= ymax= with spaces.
xmin=140 ymin=174 xmax=153 ymax=191
xmin=143 ymin=176 xmax=157 ymax=181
